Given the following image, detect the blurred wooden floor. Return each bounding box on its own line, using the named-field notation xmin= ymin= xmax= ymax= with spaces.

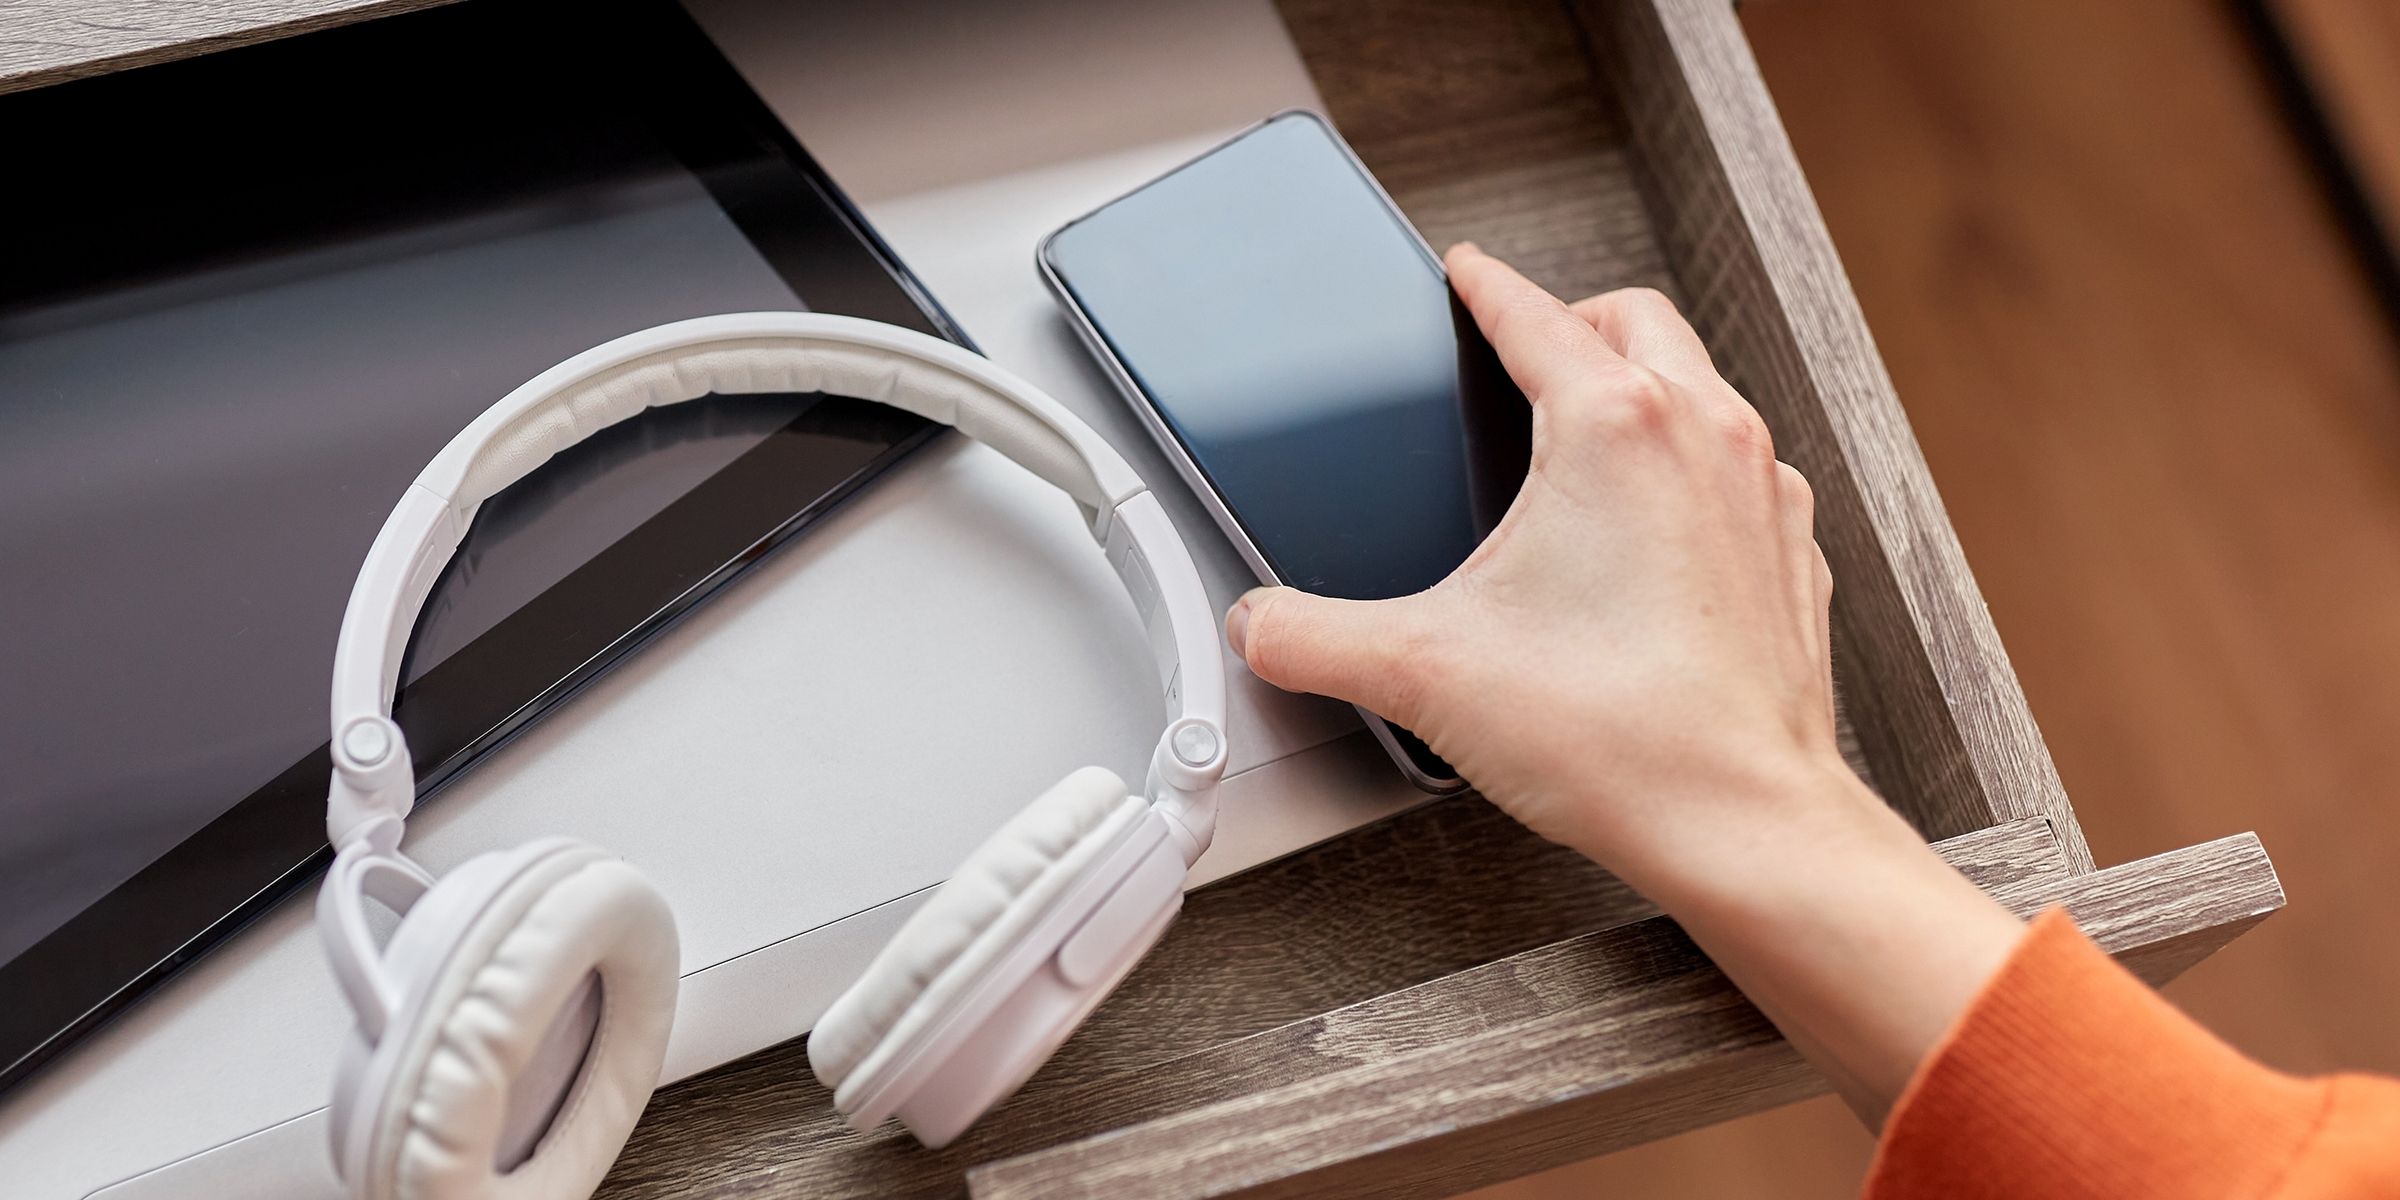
xmin=1464 ymin=0 xmax=2400 ymax=1195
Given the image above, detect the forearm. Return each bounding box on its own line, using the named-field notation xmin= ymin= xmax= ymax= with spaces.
xmin=1567 ymin=756 xmax=2026 ymax=1125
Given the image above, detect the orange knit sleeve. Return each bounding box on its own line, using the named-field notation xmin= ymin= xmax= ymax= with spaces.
xmin=1865 ymin=908 xmax=2400 ymax=1200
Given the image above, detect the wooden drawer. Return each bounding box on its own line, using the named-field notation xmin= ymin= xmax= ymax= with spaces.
xmin=0 ymin=1 xmax=2284 ymax=1196
xmin=597 ymin=3 xmax=2278 ymax=1196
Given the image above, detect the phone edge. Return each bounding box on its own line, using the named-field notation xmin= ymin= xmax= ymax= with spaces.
xmin=1035 ymin=229 xmax=1469 ymax=797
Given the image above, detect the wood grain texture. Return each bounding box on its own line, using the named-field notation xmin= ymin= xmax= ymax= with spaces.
xmin=14 ymin=2 xmax=2302 ymax=1196
xmin=1455 ymin=1093 xmax=1876 ymax=1200
xmin=1583 ymin=0 xmax=2091 ymax=867
xmin=591 ymin=818 xmax=2072 ymax=1199
xmin=1276 ymin=0 xmax=2085 ymax=860
xmin=1274 ymin=0 xmax=1877 ymax=792
xmin=593 ymin=794 xmax=1662 ymax=1199
xmin=965 ymin=832 xmax=2279 ymax=1200
xmin=1499 ymin=1 xmax=2400 ymax=1193
xmin=0 ymin=0 xmax=459 ymax=95
xmin=1275 ymin=0 xmax=1677 ymax=305
xmin=2 ymin=0 xmax=2081 ymax=880
xmin=1736 ymin=0 xmax=2400 ymax=1088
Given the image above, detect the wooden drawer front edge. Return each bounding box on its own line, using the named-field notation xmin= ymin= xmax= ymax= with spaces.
xmin=964 ymin=827 xmax=2282 ymax=1200
xmin=591 ymin=811 xmax=2070 ymax=1199
xmin=1585 ymin=0 xmax=2090 ymax=867
xmin=596 ymin=791 xmax=1669 ymax=1200
xmin=593 ymin=818 xmax=2066 ymax=1199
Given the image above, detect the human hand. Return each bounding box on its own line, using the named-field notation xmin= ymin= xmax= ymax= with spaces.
xmin=1227 ymin=243 xmax=1843 ymax=889
xmin=1223 ymin=244 xmax=2023 ymax=1123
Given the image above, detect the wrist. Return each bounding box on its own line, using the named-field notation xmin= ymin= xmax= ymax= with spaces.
xmin=1557 ymin=747 xmax=1901 ymax=913
xmin=1561 ymin=750 xmax=2026 ymax=1122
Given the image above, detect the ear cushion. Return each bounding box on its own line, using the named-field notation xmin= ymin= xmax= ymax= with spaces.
xmin=352 ymin=842 xmax=678 ymax=1200
xmin=808 ymin=766 xmax=1141 ymax=1099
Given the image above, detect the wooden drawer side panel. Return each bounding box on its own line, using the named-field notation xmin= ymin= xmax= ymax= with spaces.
xmin=1586 ymin=0 xmax=2088 ymax=865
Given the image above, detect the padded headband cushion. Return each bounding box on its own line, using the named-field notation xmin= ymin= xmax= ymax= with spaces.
xmin=425 ymin=321 xmax=1143 ymax=520
xmin=326 ymin=315 xmax=1165 ymax=802
xmin=363 ymin=845 xmax=677 ymax=1200
xmin=809 ymin=767 xmax=1143 ymax=1097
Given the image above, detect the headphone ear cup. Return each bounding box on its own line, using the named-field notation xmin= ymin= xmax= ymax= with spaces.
xmin=338 ymin=841 xmax=677 ymax=1200
xmin=808 ymin=768 xmax=1136 ymax=1094
xmin=809 ymin=765 xmax=1187 ymax=1146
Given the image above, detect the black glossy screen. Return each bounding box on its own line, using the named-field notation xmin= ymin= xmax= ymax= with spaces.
xmin=0 ymin=0 xmax=955 ymax=1095
xmin=1042 ymin=112 xmax=1531 ymax=603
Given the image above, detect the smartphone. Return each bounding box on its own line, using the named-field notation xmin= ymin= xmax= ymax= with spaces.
xmin=1039 ymin=110 xmax=1532 ymax=794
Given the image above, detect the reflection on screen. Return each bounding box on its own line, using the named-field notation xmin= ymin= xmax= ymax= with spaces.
xmin=1045 ymin=113 xmax=1530 ymax=602
xmin=0 ymin=169 xmax=805 ymax=969
xmin=0 ymin=0 xmax=966 ymax=1095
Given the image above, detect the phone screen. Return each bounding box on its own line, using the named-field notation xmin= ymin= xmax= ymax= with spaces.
xmin=1041 ymin=112 xmax=1531 ymax=788
xmin=1042 ymin=112 xmax=1531 ymax=605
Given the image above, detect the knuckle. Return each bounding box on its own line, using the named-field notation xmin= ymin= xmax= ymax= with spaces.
xmin=1543 ymin=364 xmax=1678 ymax=448
xmin=1715 ymin=406 xmax=1775 ymax=463
xmin=1598 ymin=364 xmax=1677 ymax=432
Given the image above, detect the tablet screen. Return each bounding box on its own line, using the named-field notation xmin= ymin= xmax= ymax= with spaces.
xmin=0 ymin=0 xmax=955 ymax=1093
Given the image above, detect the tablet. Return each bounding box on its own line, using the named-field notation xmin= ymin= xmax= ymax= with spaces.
xmin=0 ymin=0 xmax=957 ymax=1097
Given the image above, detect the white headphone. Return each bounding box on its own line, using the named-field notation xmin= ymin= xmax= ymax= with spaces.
xmin=319 ymin=312 xmax=1229 ymax=1198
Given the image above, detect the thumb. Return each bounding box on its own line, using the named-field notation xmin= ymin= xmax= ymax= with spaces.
xmin=1226 ymin=586 xmax=1426 ymax=723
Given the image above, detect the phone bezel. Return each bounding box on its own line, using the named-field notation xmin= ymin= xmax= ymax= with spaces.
xmin=1036 ymin=110 xmax=1472 ymax=795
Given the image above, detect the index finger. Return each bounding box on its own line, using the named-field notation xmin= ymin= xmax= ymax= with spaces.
xmin=1445 ymin=243 xmax=1629 ymax=403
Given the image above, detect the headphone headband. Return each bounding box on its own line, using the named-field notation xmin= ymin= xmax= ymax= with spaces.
xmin=325 ymin=313 xmax=1227 ymax=861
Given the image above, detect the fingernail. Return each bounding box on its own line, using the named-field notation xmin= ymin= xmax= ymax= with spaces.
xmin=1450 ymin=240 xmax=1483 ymax=258
xmin=1225 ymin=596 xmax=1252 ymax=657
